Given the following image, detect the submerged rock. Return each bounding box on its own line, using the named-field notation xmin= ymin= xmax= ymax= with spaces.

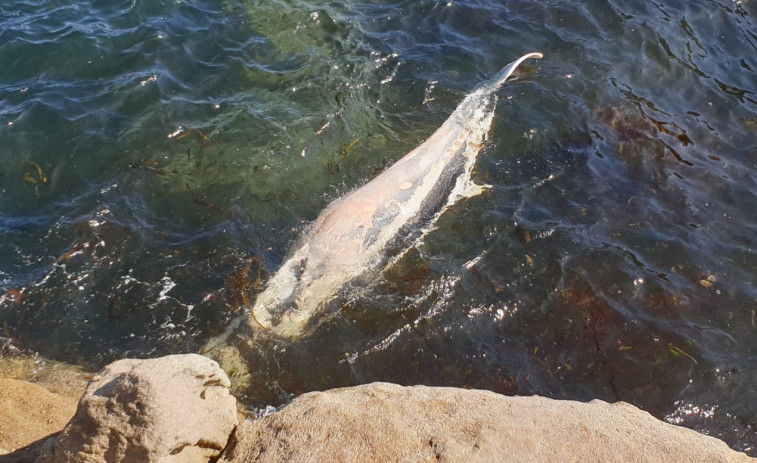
xmin=218 ymin=382 xmax=752 ymax=463
xmin=36 ymin=354 xmax=237 ymax=463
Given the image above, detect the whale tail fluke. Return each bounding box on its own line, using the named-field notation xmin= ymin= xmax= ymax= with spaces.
xmin=491 ymin=52 xmax=543 ymax=89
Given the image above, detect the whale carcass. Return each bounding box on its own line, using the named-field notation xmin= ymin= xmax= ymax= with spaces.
xmin=248 ymin=52 xmax=543 ymax=338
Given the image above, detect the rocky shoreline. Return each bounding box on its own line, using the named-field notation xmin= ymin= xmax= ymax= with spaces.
xmin=0 ymin=354 xmax=753 ymax=462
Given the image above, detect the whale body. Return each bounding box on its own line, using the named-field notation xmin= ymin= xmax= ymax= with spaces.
xmin=247 ymin=52 xmax=543 ymax=338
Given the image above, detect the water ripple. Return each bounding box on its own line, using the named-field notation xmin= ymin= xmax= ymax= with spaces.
xmin=1 ymin=0 xmax=756 ymax=454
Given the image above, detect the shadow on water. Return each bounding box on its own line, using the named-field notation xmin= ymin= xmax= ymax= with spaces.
xmin=1 ymin=0 xmax=756 ymax=455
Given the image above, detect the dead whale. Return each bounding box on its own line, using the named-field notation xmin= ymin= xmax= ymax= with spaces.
xmin=248 ymin=52 xmax=543 ymax=338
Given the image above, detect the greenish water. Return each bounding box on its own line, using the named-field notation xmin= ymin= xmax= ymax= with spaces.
xmin=1 ymin=0 xmax=756 ymax=454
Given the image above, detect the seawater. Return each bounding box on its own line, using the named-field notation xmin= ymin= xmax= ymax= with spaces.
xmin=1 ymin=0 xmax=756 ymax=454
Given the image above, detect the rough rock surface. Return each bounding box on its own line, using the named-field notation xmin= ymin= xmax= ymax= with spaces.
xmin=0 ymin=378 xmax=78 ymax=454
xmin=36 ymin=354 xmax=237 ymax=463
xmin=219 ymin=382 xmax=753 ymax=463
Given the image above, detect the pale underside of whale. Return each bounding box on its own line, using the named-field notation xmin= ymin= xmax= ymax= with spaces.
xmin=243 ymin=52 xmax=543 ymax=339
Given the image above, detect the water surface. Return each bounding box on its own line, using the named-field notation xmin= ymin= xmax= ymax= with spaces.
xmin=1 ymin=0 xmax=756 ymax=454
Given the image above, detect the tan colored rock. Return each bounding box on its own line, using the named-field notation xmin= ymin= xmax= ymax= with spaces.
xmin=37 ymin=354 xmax=238 ymax=463
xmin=0 ymin=378 xmax=77 ymax=454
xmin=219 ymin=382 xmax=753 ymax=463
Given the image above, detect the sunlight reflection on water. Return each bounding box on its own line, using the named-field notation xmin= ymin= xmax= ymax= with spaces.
xmin=0 ymin=0 xmax=755 ymax=454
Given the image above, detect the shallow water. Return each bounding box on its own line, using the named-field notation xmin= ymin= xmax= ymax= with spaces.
xmin=1 ymin=0 xmax=756 ymax=454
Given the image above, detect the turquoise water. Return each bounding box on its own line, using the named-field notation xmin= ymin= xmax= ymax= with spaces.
xmin=1 ymin=0 xmax=756 ymax=453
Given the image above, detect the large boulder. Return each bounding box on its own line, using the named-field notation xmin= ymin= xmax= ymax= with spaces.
xmin=218 ymin=382 xmax=753 ymax=463
xmin=37 ymin=354 xmax=237 ymax=463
